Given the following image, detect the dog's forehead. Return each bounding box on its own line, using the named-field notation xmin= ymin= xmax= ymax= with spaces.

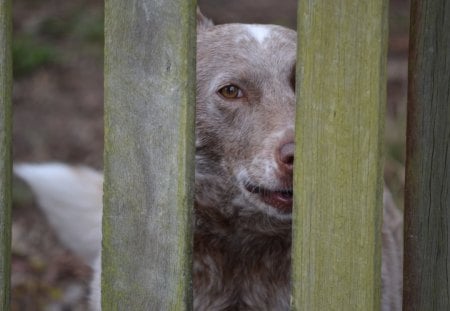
xmin=197 ymin=23 xmax=296 ymax=55
xmin=197 ymin=23 xmax=296 ymax=79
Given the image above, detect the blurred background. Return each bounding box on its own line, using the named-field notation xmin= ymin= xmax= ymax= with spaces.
xmin=11 ymin=0 xmax=409 ymax=309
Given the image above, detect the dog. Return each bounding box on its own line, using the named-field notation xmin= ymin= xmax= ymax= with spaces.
xmin=15 ymin=10 xmax=403 ymax=311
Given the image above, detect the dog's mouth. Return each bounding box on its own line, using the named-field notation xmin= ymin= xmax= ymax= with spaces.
xmin=245 ymin=184 xmax=293 ymax=213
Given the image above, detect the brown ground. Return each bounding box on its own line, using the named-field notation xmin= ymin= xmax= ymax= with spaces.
xmin=11 ymin=0 xmax=410 ymax=309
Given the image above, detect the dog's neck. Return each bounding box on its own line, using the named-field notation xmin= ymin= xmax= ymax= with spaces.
xmin=194 ymin=200 xmax=292 ymax=243
xmin=193 ymin=201 xmax=292 ymax=310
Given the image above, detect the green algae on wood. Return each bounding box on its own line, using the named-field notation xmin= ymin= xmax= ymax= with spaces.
xmin=292 ymin=0 xmax=388 ymax=309
xmin=102 ymin=0 xmax=196 ymax=309
xmin=0 ymin=0 xmax=12 ymax=309
xmin=403 ymin=0 xmax=450 ymax=309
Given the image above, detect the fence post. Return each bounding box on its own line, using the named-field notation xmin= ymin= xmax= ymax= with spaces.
xmin=103 ymin=0 xmax=196 ymax=309
xmin=0 ymin=0 xmax=12 ymax=309
xmin=292 ymin=1 xmax=388 ymax=309
xmin=403 ymin=0 xmax=450 ymax=309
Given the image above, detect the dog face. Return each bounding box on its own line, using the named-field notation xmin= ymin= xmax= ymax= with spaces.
xmin=195 ymin=17 xmax=297 ymax=220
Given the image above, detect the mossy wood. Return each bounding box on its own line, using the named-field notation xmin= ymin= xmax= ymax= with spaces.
xmin=103 ymin=0 xmax=196 ymax=309
xmin=403 ymin=0 xmax=450 ymax=309
xmin=292 ymin=1 xmax=387 ymax=309
xmin=0 ymin=0 xmax=11 ymax=309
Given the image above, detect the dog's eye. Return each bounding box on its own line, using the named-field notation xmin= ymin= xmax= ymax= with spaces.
xmin=218 ymin=85 xmax=243 ymax=99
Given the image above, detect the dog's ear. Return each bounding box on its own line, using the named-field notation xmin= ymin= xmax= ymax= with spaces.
xmin=197 ymin=7 xmax=214 ymax=30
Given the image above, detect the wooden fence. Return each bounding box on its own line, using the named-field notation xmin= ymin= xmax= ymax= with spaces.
xmin=292 ymin=1 xmax=387 ymax=309
xmin=0 ymin=0 xmax=12 ymax=309
xmin=403 ymin=0 xmax=450 ymax=309
xmin=0 ymin=0 xmax=449 ymax=309
xmin=103 ymin=1 xmax=196 ymax=309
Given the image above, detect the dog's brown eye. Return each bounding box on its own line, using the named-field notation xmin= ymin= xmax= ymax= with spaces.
xmin=218 ymin=85 xmax=243 ymax=99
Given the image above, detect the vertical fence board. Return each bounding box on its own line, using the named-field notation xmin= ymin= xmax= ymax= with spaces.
xmin=103 ymin=0 xmax=196 ymax=309
xmin=292 ymin=1 xmax=388 ymax=309
xmin=403 ymin=0 xmax=450 ymax=309
xmin=0 ymin=0 xmax=12 ymax=308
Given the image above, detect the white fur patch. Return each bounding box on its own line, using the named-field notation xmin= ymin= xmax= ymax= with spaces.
xmin=245 ymin=25 xmax=271 ymax=44
xmin=14 ymin=163 xmax=103 ymax=265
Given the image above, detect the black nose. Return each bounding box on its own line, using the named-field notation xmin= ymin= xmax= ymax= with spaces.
xmin=277 ymin=142 xmax=295 ymax=172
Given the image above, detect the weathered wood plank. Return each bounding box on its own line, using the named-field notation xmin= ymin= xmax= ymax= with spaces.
xmin=292 ymin=1 xmax=388 ymax=309
xmin=0 ymin=0 xmax=12 ymax=309
xmin=403 ymin=0 xmax=450 ymax=309
xmin=103 ymin=0 xmax=196 ymax=309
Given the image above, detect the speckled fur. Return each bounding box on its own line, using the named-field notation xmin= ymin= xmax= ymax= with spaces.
xmin=193 ymin=17 xmax=295 ymax=310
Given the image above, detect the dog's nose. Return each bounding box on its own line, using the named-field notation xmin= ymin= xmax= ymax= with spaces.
xmin=277 ymin=142 xmax=295 ymax=172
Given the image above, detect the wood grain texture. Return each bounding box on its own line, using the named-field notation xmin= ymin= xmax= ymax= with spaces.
xmin=0 ymin=0 xmax=12 ymax=309
xmin=403 ymin=0 xmax=450 ymax=309
xmin=103 ymin=1 xmax=196 ymax=309
xmin=292 ymin=1 xmax=388 ymax=309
